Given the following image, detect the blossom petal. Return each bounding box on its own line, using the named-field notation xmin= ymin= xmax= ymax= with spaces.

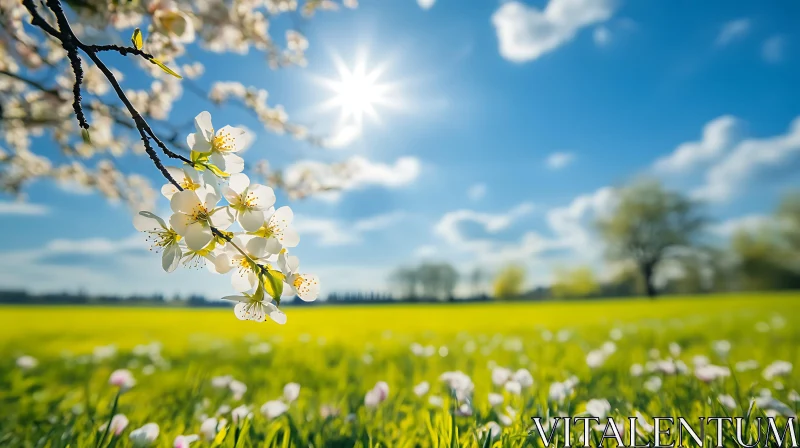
xmin=233 ymin=302 xmax=249 ymax=320
xmin=231 ymin=269 xmax=257 ymax=292
xmin=209 ymin=151 xmax=226 ymax=171
xmin=166 ymin=166 xmax=187 ymax=184
xmin=239 ymin=209 xmax=265 ymax=232
xmin=161 ymin=183 xmax=180 ymax=200
xmin=245 ymin=236 xmax=268 ymax=259
xmin=223 ymin=153 xmax=244 ymax=174
xmin=216 ymin=125 xmax=249 ymax=152
xmin=250 ymin=302 xmax=266 ymax=322
xmin=134 ymin=211 xmax=166 ymax=232
xmin=194 ymin=111 xmax=214 ymax=142
xmin=268 ymin=206 xmax=294 ymax=231
xmin=221 ymin=295 xmax=248 ymax=302
xmin=249 ymin=185 xmax=276 ymax=211
xmin=210 ymin=207 xmax=235 ymax=230
xmin=171 ymin=190 xmax=201 ymax=214
xmin=200 ymin=187 xmax=221 ymax=211
xmin=228 ymin=173 xmax=250 ymax=195
xmin=280 ymin=228 xmax=300 ymax=248
xmin=223 ymin=187 xmax=241 ymax=205
xmin=170 ymin=213 xmax=191 ymax=235
xmin=161 ymin=244 xmax=182 ymax=273
xmin=287 ymin=255 xmax=300 ymax=274
xmin=265 ymin=302 xmax=287 ymax=325
xmin=265 ymin=237 xmax=283 ymax=255
xmin=213 ymin=253 xmax=234 ymax=274
xmin=295 ymin=274 xmax=319 ymax=302
xmin=185 ymin=223 xmax=212 ymax=250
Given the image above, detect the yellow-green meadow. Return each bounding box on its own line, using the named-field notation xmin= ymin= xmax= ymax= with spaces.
xmin=2 ymin=293 xmax=798 ymax=447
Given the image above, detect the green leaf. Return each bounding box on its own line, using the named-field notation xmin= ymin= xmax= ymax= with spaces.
xmin=81 ymin=128 xmax=91 ymax=144
xmin=210 ymin=423 xmax=228 ymax=448
xmin=150 ymin=58 xmax=182 ymax=79
xmin=131 ymin=28 xmax=143 ymax=50
xmin=205 ymin=163 xmax=229 ymax=178
xmin=261 ymin=269 xmax=285 ymax=300
xmin=251 ymin=284 xmax=265 ymax=302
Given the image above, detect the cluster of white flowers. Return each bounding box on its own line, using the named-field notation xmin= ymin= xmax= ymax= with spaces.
xmin=0 ymin=0 xmax=359 ymax=212
xmin=134 ymin=111 xmax=319 ymax=323
xmin=491 ymin=366 xmax=534 ymax=395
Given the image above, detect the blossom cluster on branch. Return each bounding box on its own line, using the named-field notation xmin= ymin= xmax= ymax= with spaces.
xmin=135 ymin=111 xmax=319 ymax=324
xmin=0 ymin=0 xmax=359 ymax=211
xmin=3 ymin=0 xmax=334 ymax=321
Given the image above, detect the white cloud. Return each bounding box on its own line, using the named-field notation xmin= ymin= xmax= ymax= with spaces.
xmin=491 ymin=0 xmax=616 ymax=63
xmin=434 ymin=202 xmax=535 ymax=246
xmin=283 ymin=156 xmax=422 ymax=202
xmin=417 ymin=0 xmax=435 ymax=10
xmin=762 ymin=36 xmax=785 ymax=63
xmin=293 ymin=218 xmax=360 ymax=246
xmin=652 ymin=115 xmax=739 ymax=173
xmin=545 ymin=187 xmax=616 ymax=256
xmin=414 ymin=245 xmax=438 ymax=258
xmin=353 ymin=211 xmax=406 ymax=232
xmin=593 ymin=26 xmax=611 ymax=47
xmin=432 ymin=187 xmax=617 ymax=290
xmin=295 ymin=211 xmax=406 ymax=246
xmin=709 ymin=214 xmax=771 ymax=237
xmin=0 ymin=201 xmax=49 ymax=215
xmin=44 ymin=234 xmax=145 ymax=254
xmin=347 ymin=156 xmax=421 ymax=188
xmin=467 ymin=183 xmax=487 ymax=201
xmin=715 ymin=18 xmax=751 ymax=47
xmin=692 ymin=116 xmax=800 ymax=202
xmin=546 ymin=152 xmax=575 ymax=170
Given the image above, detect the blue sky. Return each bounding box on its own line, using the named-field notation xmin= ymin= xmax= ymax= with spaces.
xmin=2 ymin=0 xmax=799 ymax=299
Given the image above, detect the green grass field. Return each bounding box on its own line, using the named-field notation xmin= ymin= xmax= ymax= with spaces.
xmin=1 ymin=293 xmax=799 ymax=447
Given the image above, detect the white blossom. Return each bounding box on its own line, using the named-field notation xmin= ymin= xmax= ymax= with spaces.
xmin=16 ymin=355 xmax=38 ymax=370
xmin=129 ymin=423 xmax=159 ymax=447
xmin=223 ymin=173 xmax=276 ymax=231
xmin=169 ymin=187 xmax=233 ymax=250
xmin=277 ymin=249 xmax=319 ymax=302
xmin=585 ymin=399 xmax=611 ymax=419
xmin=109 ymin=369 xmax=136 ymax=391
xmin=261 ymin=400 xmax=288 ymax=419
xmin=718 ymin=394 xmax=737 ymax=410
xmin=763 ymin=361 xmax=792 ymax=381
xmin=188 ymin=111 xmax=250 ymax=174
xmin=173 ymin=434 xmax=199 ymax=448
xmin=283 ymin=382 xmax=300 ymax=403
xmin=200 ymin=417 xmax=225 ymax=441
xmin=134 ymin=211 xmax=182 ymax=272
xmin=98 ymin=414 xmax=129 ymax=436
xmin=413 ymin=381 xmax=430 ymax=397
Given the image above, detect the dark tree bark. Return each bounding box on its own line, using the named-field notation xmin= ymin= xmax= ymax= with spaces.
xmin=641 ymin=261 xmax=658 ymax=298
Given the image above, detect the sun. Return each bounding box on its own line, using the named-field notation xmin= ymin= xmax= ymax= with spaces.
xmin=316 ymin=53 xmax=397 ymax=128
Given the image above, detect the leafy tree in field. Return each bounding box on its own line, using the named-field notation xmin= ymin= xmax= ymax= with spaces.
xmin=551 ymin=265 xmax=599 ymax=299
xmin=596 ymin=180 xmax=707 ymax=298
xmin=730 ymin=191 xmax=800 ymax=291
xmin=390 ymin=267 xmax=420 ymax=300
xmin=391 ymin=263 xmax=459 ymax=301
xmin=469 ymin=267 xmax=486 ymax=296
xmin=492 ymin=264 xmax=525 ymax=299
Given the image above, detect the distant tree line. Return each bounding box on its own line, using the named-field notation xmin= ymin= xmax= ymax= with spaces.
xmin=0 ymin=290 xmax=214 ymax=306
xmin=2 ymin=182 xmax=798 ymax=306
